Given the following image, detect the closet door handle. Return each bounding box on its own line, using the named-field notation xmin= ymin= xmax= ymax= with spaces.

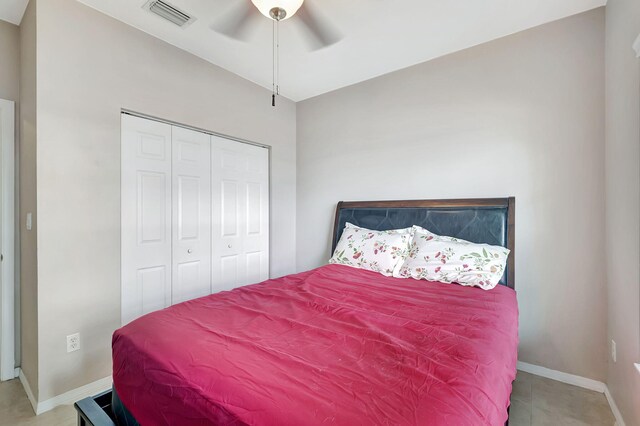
xmin=187 ymin=249 xmax=193 ymax=254
xmin=228 ymin=244 xmax=232 ymax=249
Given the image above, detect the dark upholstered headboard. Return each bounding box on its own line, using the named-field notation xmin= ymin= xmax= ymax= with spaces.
xmin=332 ymin=198 xmax=515 ymax=289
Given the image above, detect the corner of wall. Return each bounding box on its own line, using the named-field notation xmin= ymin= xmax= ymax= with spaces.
xmin=604 ymin=0 xmax=640 ymax=425
xmin=18 ymin=0 xmax=39 ymax=401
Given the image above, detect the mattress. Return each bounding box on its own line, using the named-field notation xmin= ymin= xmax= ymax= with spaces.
xmin=112 ymin=264 xmax=518 ymax=425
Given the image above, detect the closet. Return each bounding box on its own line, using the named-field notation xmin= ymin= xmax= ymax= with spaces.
xmin=121 ymin=114 xmax=269 ymax=325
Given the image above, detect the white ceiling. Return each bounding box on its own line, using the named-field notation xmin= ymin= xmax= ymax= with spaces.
xmin=0 ymin=0 xmax=28 ymax=25
xmin=3 ymin=0 xmax=606 ymax=101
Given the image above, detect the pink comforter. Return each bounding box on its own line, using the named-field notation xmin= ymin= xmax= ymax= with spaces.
xmin=113 ymin=264 xmax=518 ymax=425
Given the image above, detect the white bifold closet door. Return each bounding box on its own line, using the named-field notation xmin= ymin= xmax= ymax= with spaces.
xmin=121 ymin=115 xmax=173 ymax=325
xmin=121 ymin=115 xmax=269 ymax=325
xmin=171 ymin=126 xmax=212 ymax=304
xmin=211 ymin=135 xmax=269 ymax=292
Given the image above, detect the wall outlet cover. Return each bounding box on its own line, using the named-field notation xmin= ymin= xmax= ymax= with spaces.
xmin=67 ymin=333 xmax=80 ymax=353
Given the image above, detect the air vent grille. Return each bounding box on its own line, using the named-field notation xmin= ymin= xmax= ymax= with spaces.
xmin=144 ymin=0 xmax=195 ymax=28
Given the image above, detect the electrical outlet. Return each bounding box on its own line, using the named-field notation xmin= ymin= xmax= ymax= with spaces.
xmin=67 ymin=333 xmax=80 ymax=353
xmin=611 ymin=339 xmax=617 ymax=363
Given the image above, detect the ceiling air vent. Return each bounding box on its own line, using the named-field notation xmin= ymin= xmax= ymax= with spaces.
xmin=143 ymin=0 xmax=196 ymax=28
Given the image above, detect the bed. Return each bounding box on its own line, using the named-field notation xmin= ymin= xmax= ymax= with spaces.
xmin=76 ymin=197 xmax=518 ymax=426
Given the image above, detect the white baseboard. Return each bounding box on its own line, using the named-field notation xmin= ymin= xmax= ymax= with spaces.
xmin=516 ymin=361 xmax=605 ymax=392
xmin=18 ymin=368 xmax=37 ymax=414
xmin=603 ymin=386 xmax=626 ymax=426
xmin=36 ymin=375 xmax=112 ymax=415
xmin=17 ymin=368 xmax=111 ymax=415
xmin=517 ymin=361 xmax=625 ymax=426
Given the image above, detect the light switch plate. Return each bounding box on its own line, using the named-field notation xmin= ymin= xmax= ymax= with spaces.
xmin=611 ymin=340 xmax=617 ymax=363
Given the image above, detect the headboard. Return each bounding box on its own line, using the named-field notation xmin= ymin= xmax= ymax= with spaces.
xmin=332 ymin=198 xmax=515 ymax=289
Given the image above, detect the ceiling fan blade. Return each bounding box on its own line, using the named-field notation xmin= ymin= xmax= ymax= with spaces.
xmin=295 ymin=2 xmax=342 ymax=50
xmin=211 ymin=1 xmax=260 ymax=41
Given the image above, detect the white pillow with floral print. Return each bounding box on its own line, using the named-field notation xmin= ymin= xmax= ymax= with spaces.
xmin=410 ymin=225 xmax=459 ymax=242
xmin=329 ymin=223 xmax=412 ymax=276
xmin=395 ymin=226 xmax=510 ymax=290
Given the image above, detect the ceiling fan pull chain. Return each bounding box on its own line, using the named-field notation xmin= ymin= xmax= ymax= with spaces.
xmin=276 ymin=17 xmax=280 ymax=97
xmin=272 ymin=18 xmax=276 ymax=106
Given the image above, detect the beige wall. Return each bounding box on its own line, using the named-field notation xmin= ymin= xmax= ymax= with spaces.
xmin=297 ymin=9 xmax=607 ymax=381
xmin=605 ymin=0 xmax=640 ymax=424
xmin=0 ymin=19 xmax=19 ymax=103
xmin=33 ymin=0 xmax=296 ymax=400
xmin=18 ymin=0 xmax=38 ymax=398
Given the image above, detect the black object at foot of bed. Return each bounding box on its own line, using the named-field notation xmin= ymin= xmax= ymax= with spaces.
xmin=74 ymin=386 xmax=138 ymax=426
xmin=74 ymin=388 xmax=511 ymax=426
xmin=74 ymin=386 xmax=511 ymax=426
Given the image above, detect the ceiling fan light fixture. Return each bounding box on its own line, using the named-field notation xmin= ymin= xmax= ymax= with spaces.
xmin=251 ymin=0 xmax=304 ymax=21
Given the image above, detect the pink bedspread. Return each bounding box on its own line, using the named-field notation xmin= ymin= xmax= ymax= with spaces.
xmin=113 ymin=264 xmax=518 ymax=425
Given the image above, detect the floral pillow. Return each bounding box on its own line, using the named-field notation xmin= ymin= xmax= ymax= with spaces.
xmin=410 ymin=225 xmax=458 ymax=242
xmin=329 ymin=223 xmax=412 ymax=277
xmin=394 ymin=226 xmax=510 ymax=290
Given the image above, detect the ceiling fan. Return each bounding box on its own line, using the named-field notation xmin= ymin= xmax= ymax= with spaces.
xmin=212 ymin=0 xmax=342 ymax=50
xmin=212 ymin=0 xmax=342 ymax=106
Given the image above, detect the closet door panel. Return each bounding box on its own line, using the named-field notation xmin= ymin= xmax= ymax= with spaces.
xmin=171 ymin=126 xmax=212 ymax=304
xmin=220 ymin=255 xmax=240 ymax=289
xmin=215 ymin=175 xmax=244 ymax=290
xmin=242 ymin=148 xmax=269 ymax=283
xmin=212 ymin=136 xmax=269 ymax=292
xmin=121 ymin=115 xmax=172 ymax=325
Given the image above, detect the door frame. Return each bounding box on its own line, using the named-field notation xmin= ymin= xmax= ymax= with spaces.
xmin=634 ymin=32 xmax=640 ymax=376
xmin=0 ymin=99 xmax=15 ymax=381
